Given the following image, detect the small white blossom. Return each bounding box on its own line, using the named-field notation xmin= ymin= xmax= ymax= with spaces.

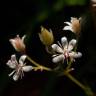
xmin=9 ymin=35 xmax=26 ymax=53
xmin=63 ymin=17 xmax=81 ymax=35
xmin=51 ymin=37 xmax=82 ymax=63
xmin=6 ymin=55 xmax=33 ymax=81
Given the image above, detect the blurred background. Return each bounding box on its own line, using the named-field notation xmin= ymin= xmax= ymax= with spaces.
xmin=0 ymin=0 xmax=96 ymax=96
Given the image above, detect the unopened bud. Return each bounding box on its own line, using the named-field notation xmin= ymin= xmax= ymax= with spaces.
xmin=39 ymin=26 xmax=54 ymax=46
xmin=9 ymin=35 xmax=26 ymax=53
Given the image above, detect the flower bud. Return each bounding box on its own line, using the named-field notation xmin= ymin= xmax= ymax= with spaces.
xmin=71 ymin=17 xmax=81 ymax=35
xmin=39 ymin=26 xmax=54 ymax=46
xmin=64 ymin=17 xmax=81 ymax=36
xmin=9 ymin=35 xmax=26 ymax=53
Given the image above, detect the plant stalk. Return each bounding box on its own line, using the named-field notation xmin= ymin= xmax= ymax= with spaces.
xmin=26 ymin=55 xmax=52 ymax=71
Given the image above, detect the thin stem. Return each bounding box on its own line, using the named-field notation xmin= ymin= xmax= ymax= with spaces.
xmin=65 ymin=72 xmax=94 ymax=96
xmin=66 ymin=59 xmax=72 ymax=70
xmin=65 ymin=72 xmax=86 ymax=90
xmin=26 ymin=55 xmax=94 ymax=96
xmin=26 ymin=55 xmax=52 ymax=71
xmin=45 ymin=46 xmax=53 ymax=54
xmin=58 ymin=68 xmax=74 ymax=76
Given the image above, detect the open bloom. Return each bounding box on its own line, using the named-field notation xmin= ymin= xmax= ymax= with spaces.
xmin=9 ymin=35 xmax=26 ymax=52
xmin=39 ymin=26 xmax=54 ymax=46
xmin=63 ymin=17 xmax=81 ymax=35
xmin=6 ymin=55 xmax=33 ymax=81
xmin=51 ymin=37 xmax=82 ymax=63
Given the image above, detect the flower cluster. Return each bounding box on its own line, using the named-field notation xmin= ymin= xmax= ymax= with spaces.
xmin=6 ymin=17 xmax=82 ymax=81
xmin=4 ymin=12 xmax=95 ymax=96
xmin=37 ymin=17 xmax=82 ymax=72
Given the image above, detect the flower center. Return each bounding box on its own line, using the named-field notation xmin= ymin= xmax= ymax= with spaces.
xmin=15 ymin=64 xmax=24 ymax=79
xmin=63 ymin=48 xmax=69 ymax=59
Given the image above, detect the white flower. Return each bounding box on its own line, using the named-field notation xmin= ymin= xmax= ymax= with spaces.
xmin=63 ymin=17 xmax=81 ymax=35
xmin=9 ymin=35 xmax=26 ymax=53
xmin=51 ymin=37 xmax=82 ymax=63
xmin=6 ymin=55 xmax=33 ymax=81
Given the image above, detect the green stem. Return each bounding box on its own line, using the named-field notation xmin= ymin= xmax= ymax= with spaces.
xmin=26 ymin=55 xmax=94 ymax=96
xmin=66 ymin=60 xmax=72 ymax=70
xmin=65 ymin=72 xmax=94 ymax=96
xmin=26 ymin=55 xmax=52 ymax=71
xmin=65 ymin=72 xmax=86 ymax=90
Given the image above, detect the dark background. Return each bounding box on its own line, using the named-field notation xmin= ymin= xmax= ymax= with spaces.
xmin=0 ymin=0 xmax=96 ymax=96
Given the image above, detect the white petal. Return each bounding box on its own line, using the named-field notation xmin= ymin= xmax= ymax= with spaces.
xmin=68 ymin=39 xmax=77 ymax=51
xmin=75 ymin=52 xmax=82 ymax=58
xmin=9 ymin=54 xmax=18 ymax=68
xmin=69 ymin=52 xmax=82 ymax=58
xmin=64 ymin=22 xmax=72 ymax=26
xmin=9 ymin=39 xmax=15 ymax=44
xmin=52 ymin=54 xmax=64 ymax=63
xmin=19 ymin=55 xmax=26 ymax=65
xmin=71 ymin=17 xmax=74 ymax=20
xmin=61 ymin=37 xmax=68 ymax=48
xmin=9 ymin=39 xmax=18 ymax=50
xmin=13 ymin=74 xmax=19 ymax=81
xmin=6 ymin=60 xmax=16 ymax=69
xmin=79 ymin=17 xmax=81 ymax=21
xmin=22 ymin=35 xmax=26 ymax=42
xmin=63 ymin=26 xmax=73 ymax=32
xmin=11 ymin=54 xmax=18 ymax=65
xmin=22 ymin=66 xmax=33 ymax=72
xmin=52 ymin=54 xmax=58 ymax=57
xmin=51 ymin=44 xmax=63 ymax=53
xmin=11 ymin=54 xmax=16 ymax=61
xmin=71 ymin=17 xmax=76 ymax=22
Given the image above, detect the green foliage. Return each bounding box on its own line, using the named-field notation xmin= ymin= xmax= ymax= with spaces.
xmin=65 ymin=0 xmax=86 ymax=5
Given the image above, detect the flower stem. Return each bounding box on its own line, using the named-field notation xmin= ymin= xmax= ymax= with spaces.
xmin=65 ymin=72 xmax=85 ymax=90
xmin=26 ymin=55 xmax=94 ymax=96
xmin=66 ymin=60 xmax=72 ymax=70
xmin=26 ymin=55 xmax=52 ymax=71
xmin=65 ymin=72 xmax=94 ymax=96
